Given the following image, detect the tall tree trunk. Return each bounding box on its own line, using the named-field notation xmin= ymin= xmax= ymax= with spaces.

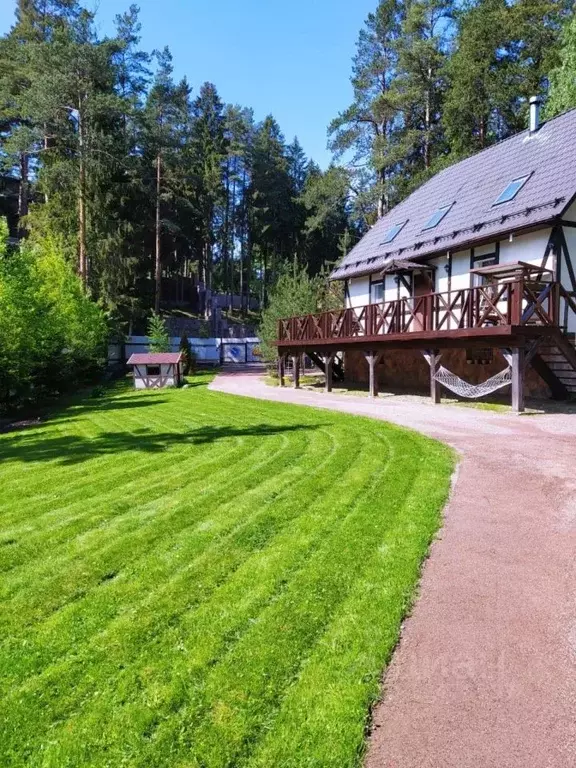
xmin=78 ymin=98 xmax=88 ymax=287
xmin=240 ymin=167 xmax=247 ymax=312
xmin=262 ymin=251 xmax=267 ymax=306
xmin=424 ymin=72 xmax=432 ymax=170
xmin=228 ymin=177 xmax=236 ymax=313
xmin=17 ymin=152 xmax=29 ymax=238
xmin=223 ymin=160 xmax=231 ymax=311
xmin=377 ymin=166 xmax=387 ymax=219
xmin=154 ymin=151 xmax=162 ymax=312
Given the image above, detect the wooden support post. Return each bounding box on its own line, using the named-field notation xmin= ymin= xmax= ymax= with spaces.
xmin=277 ymin=354 xmax=286 ymax=387
xmin=324 ymin=353 xmax=335 ymax=393
xmin=292 ymin=354 xmax=300 ymax=389
xmin=365 ymin=351 xmax=381 ymax=398
xmin=511 ymin=346 xmax=525 ymax=413
xmin=429 ymin=349 xmax=441 ymax=404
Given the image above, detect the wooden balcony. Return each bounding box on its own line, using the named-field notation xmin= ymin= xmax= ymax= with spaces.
xmin=277 ymin=278 xmax=574 ymax=352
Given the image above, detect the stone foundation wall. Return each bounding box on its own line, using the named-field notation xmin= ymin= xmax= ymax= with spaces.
xmin=344 ymin=347 xmax=551 ymax=399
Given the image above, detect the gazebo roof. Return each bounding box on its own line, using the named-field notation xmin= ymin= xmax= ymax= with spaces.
xmin=380 ymin=258 xmax=437 ymax=274
xmin=127 ymin=352 xmax=182 ymax=366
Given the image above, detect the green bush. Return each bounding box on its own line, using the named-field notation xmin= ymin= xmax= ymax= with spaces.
xmin=0 ymin=223 xmax=107 ymax=412
xmin=179 ymin=334 xmax=196 ymax=374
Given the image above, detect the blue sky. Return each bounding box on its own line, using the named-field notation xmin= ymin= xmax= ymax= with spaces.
xmin=0 ymin=0 xmax=376 ymax=167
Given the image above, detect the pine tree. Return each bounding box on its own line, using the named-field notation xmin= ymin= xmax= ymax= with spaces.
xmin=328 ymin=0 xmax=404 ymax=219
xmin=189 ymin=82 xmax=226 ymax=305
xmin=443 ymin=0 xmax=513 ymax=156
xmin=300 ymin=164 xmax=355 ymax=275
xmin=142 ymin=48 xmax=189 ymax=311
xmin=248 ymin=116 xmax=294 ymax=303
xmin=394 ymin=0 xmax=454 ymax=179
xmin=0 ymin=0 xmax=81 ymax=236
xmin=508 ymin=0 xmax=572 ymax=127
xmin=546 ymin=13 xmax=576 ymax=117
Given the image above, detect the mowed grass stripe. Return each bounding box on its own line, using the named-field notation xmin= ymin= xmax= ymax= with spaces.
xmin=0 ymin=394 xmax=285 ymax=524
xmin=0 ymin=415 xmax=309 ymax=604
xmin=0 ymin=419 xmax=295 ymax=573
xmin=0 ymin=424 xmax=341 ymax=693
xmin=168 ymin=428 xmax=417 ymax=767
xmin=23 ymin=426 xmax=383 ymax=765
xmin=0 ymin=376 xmax=454 ymax=768
xmin=248 ymin=436 xmax=452 ymax=768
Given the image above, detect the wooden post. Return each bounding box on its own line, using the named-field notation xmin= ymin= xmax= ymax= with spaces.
xmin=511 ymin=346 xmax=525 ymax=413
xmin=292 ymin=354 xmax=301 ymax=389
xmin=365 ymin=351 xmax=382 ymax=398
xmin=278 ymin=354 xmax=286 ymax=387
xmin=429 ymin=349 xmax=441 ymax=404
xmin=324 ymin=353 xmax=335 ymax=393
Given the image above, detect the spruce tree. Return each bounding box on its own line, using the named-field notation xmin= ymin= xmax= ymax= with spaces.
xmin=189 ymin=82 xmax=226 ymax=301
xmin=147 ymin=312 xmax=171 ymax=353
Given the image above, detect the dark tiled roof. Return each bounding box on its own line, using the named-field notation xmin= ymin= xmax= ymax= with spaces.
xmin=127 ymin=353 xmax=182 ymax=365
xmin=331 ymin=108 xmax=576 ymax=281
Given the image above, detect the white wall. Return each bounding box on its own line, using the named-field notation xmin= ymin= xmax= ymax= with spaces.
xmin=561 ymin=226 xmax=576 ymax=332
xmin=429 ymin=256 xmax=448 ymax=293
xmin=347 ymin=277 xmax=370 ymax=308
xmin=499 ymin=229 xmax=551 ymax=267
xmin=133 ymin=363 xmax=177 ymax=389
xmin=450 ymin=250 xmax=471 ymax=291
xmin=562 ymin=199 xmax=576 ymax=222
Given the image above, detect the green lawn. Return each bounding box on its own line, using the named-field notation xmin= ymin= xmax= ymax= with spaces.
xmin=0 ymin=374 xmax=453 ymax=768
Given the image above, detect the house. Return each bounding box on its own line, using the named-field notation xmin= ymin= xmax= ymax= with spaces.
xmin=126 ymin=352 xmax=183 ymax=389
xmin=277 ymin=98 xmax=576 ymax=412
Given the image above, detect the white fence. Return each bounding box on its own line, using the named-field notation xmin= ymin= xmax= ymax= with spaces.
xmin=124 ymin=336 xmax=262 ymax=365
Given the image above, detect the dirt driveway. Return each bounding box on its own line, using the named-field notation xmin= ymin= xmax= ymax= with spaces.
xmin=210 ymin=368 xmax=576 ymax=768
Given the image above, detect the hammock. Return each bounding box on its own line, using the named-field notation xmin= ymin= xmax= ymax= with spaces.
xmin=424 ymin=351 xmax=513 ymax=399
xmin=433 ymin=365 xmax=512 ymax=399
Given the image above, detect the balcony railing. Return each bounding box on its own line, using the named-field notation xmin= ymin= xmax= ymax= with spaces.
xmin=278 ymin=279 xmax=572 ymax=345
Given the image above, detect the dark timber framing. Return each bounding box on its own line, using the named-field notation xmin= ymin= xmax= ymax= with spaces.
xmin=511 ymin=346 xmax=525 ymax=413
xmin=364 ymin=351 xmax=383 ymax=398
xmin=292 ymin=354 xmax=300 ymax=389
xmin=426 ymin=350 xmax=441 ymax=404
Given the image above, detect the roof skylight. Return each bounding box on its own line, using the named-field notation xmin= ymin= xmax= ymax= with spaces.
xmin=380 ymin=221 xmax=407 ymax=245
xmin=493 ymin=175 xmax=530 ymax=205
xmin=422 ymin=204 xmax=453 ymax=230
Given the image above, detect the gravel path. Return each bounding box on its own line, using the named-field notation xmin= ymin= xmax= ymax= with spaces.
xmin=210 ymin=367 xmax=576 ymax=768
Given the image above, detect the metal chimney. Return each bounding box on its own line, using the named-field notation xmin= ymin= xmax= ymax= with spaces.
xmin=529 ymin=96 xmax=542 ymax=133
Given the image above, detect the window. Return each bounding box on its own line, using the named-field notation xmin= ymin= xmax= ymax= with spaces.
xmin=370 ymin=280 xmax=384 ymax=304
xmin=380 ymin=221 xmax=407 ymax=245
xmin=146 ymin=365 xmax=161 ymax=376
xmin=422 ymin=204 xmax=453 ymax=230
xmin=493 ymin=175 xmax=530 ymax=205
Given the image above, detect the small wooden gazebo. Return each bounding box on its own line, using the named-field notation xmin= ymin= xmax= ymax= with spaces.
xmin=126 ymin=352 xmax=183 ymax=389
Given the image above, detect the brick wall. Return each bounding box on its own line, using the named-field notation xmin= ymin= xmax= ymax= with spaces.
xmin=344 ymin=347 xmax=551 ymax=399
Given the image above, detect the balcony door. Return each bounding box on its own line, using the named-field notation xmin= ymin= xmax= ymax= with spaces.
xmin=412 ymin=271 xmax=434 ymax=331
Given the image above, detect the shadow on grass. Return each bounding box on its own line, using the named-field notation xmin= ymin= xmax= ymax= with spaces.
xmin=0 ymin=423 xmax=321 ymax=465
xmin=49 ymin=394 xmax=171 ymax=423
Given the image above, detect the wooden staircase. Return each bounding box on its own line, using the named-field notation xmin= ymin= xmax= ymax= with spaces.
xmin=307 ymin=351 xmax=345 ymax=382
xmin=532 ymin=332 xmax=576 ymax=399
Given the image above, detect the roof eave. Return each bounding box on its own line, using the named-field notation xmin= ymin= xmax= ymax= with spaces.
xmin=329 ymin=216 xmax=560 ymax=281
